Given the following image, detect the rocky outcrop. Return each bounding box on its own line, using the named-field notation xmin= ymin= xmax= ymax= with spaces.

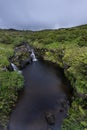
xmin=9 ymin=42 xmax=32 ymax=69
xmin=44 ymin=112 xmax=55 ymax=125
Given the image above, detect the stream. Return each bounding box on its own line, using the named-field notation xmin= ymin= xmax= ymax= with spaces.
xmin=9 ymin=60 xmax=71 ymax=130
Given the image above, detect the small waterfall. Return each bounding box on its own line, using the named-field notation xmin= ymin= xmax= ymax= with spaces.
xmin=11 ymin=63 xmax=22 ymax=74
xmin=11 ymin=63 xmax=18 ymax=71
xmin=30 ymin=49 xmax=38 ymax=62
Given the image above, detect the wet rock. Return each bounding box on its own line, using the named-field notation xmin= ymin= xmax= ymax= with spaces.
xmin=19 ymin=58 xmax=31 ymax=69
xmin=0 ymin=67 xmax=7 ymax=71
xmin=60 ymin=99 xmax=67 ymax=108
xmin=7 ymin=63 xmax=14 ymax=71
xmin=57 ymin=99 xmax=69 ymax=111
xmin=44 ymin=112 xmax=55 ymax=125
xmin=9 ymin=42 xmax=32 ymax=69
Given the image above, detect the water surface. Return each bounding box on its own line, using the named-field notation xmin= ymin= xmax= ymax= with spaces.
xmin=9 ymin=61 xmax=70 ymax=130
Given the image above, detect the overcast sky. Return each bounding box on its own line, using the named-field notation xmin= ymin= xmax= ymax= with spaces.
xmin=0 ymin=0 xmax=87 ymax=30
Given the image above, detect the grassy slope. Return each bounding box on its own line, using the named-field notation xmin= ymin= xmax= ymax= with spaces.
xmin=0 ymin=25 xmax=87 ymax=129
xmin=0 ymin=43 xmax=24 ymax=126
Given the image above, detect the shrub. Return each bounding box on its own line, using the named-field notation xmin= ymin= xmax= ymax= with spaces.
xmin=0 ymin=71 xmax=24 ymax=126
xmin=78 ymin=36 xmax=87 ymax=47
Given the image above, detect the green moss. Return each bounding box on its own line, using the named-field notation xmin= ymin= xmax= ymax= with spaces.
xmin=0 ymin=71 xmax=24 ymax=126
xmin=0 ymin=44 xmax=14 ymax=69
xmin=62 ymin=99 xmax=87 ymax=130
xmin=0 ymin=43 xmax=24 ymax=127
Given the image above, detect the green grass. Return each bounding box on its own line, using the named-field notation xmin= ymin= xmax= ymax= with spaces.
xmin=0 ymin=24 xmax=87 ymax=129
xmin=0 ymin=43 xmax=24 ymax=127
xmin=0 ymin=71 xmax=24 ymax=126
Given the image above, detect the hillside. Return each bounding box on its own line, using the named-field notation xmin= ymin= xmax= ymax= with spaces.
xmin=0 ymin=24 xmax=87 ymax=129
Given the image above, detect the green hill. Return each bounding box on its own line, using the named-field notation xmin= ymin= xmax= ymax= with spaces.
xmin=0 ymin=24 xmax=87 ymax=129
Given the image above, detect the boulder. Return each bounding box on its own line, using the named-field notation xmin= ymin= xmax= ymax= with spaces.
xmin=44 ymin=112 xmax=55 ymax=125
xmin=19 ymin=59 xmax=31 ymax=69
xmin=9 ymin=42 xmax=32 ymax=69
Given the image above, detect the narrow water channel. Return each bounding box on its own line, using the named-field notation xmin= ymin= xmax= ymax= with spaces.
xmin=9 ymin=61 xmax=71 ymax=130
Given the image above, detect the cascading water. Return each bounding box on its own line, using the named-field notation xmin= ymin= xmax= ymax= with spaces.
xmin=30 ymin=49 xmax=38 ymax=62
xmin=11 ymin=63 xmax=22 ymax=74
xmin=11 ymin=63 xmax=18 ymax=71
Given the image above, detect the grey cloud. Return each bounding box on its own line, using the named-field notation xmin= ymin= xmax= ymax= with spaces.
xmin=0 ymin=0 xmax=87 ymax=30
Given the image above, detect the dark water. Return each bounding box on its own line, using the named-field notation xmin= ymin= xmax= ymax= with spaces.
xmin=9 ymin=61 xmax=71 ymax=130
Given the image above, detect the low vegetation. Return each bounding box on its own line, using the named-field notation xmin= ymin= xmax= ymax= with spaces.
xmin=0 ymin=24 xmax=87 ymax=129
xmin=0 ymin=44 xmax=24 ymax=127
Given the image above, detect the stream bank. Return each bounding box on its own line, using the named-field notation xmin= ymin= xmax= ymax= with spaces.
xmin=34 ymin=47 xmax=87 ymax=130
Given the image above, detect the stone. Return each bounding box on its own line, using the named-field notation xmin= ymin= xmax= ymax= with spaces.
xmin=9 ymin=42 xmax=32 ymax=69
xmin=44 ymin=112 xmax=55 ymax=125
xmin=0 ymin=67 xmax=7 ymax=71
xmin=19 ymin=58 xmax=31 ymax=69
